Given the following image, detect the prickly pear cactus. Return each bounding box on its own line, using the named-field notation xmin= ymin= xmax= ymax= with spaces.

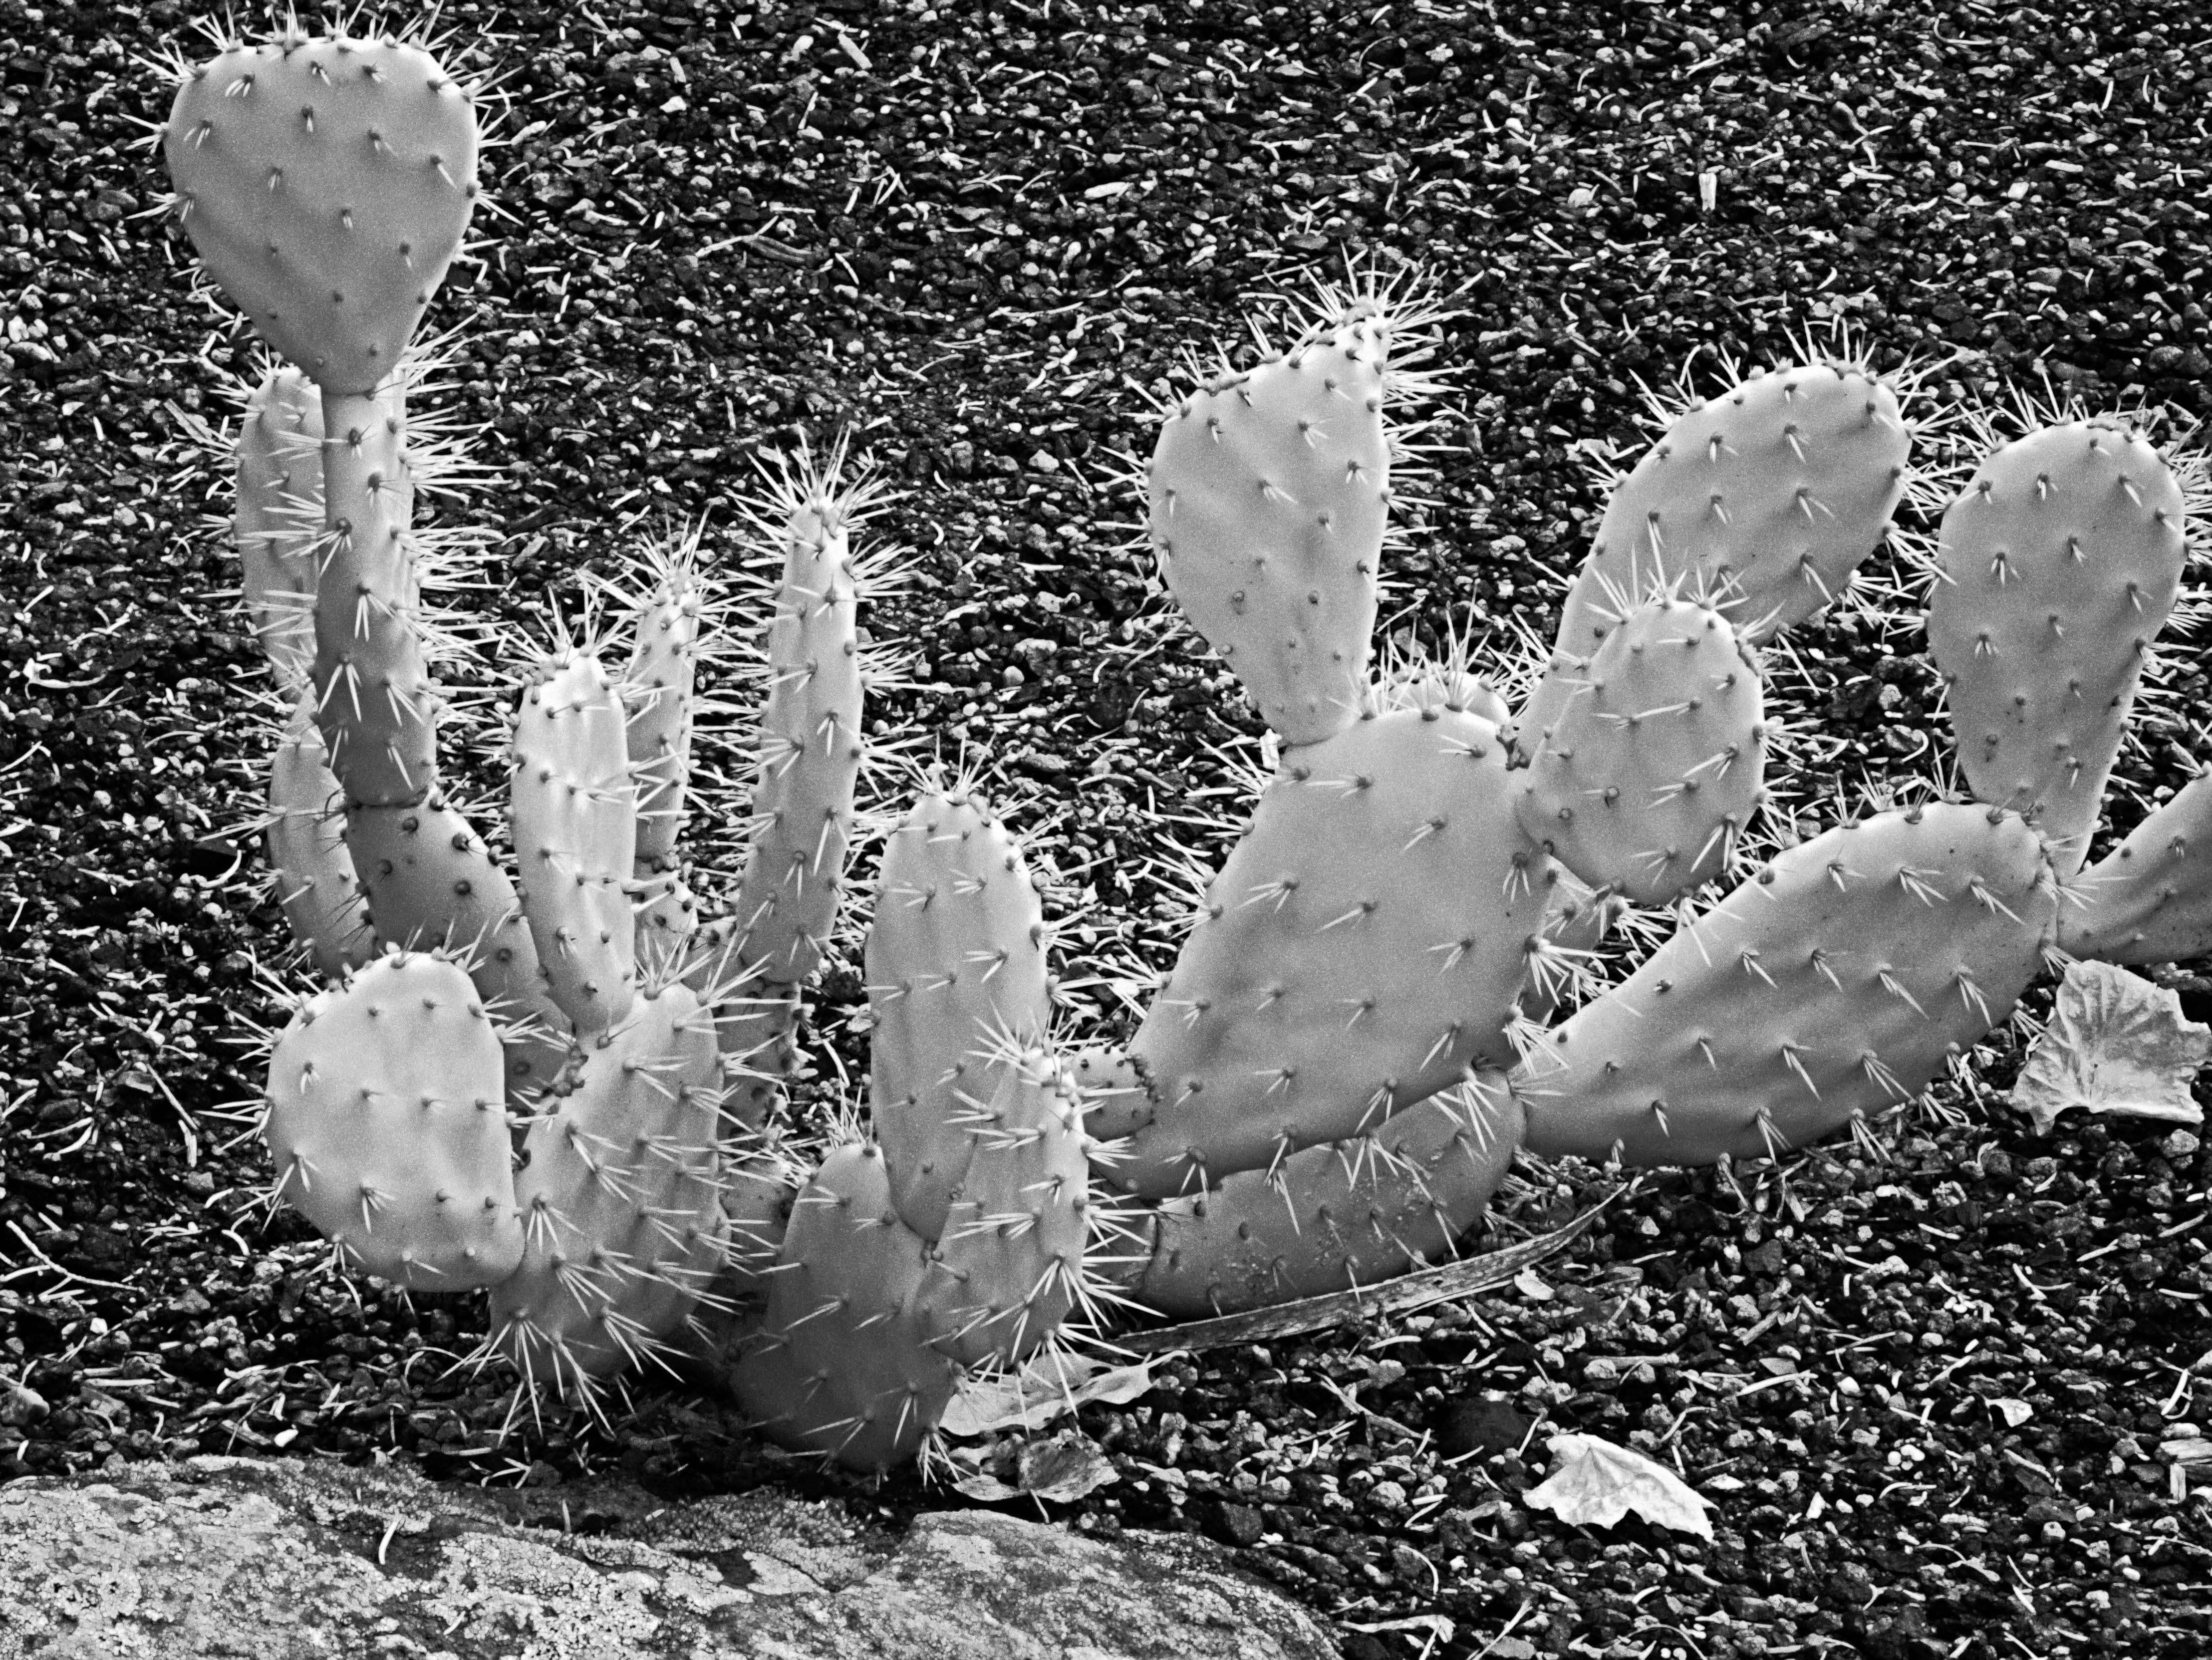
xmin=1928 ymin=421 xmax=2188 ymax=870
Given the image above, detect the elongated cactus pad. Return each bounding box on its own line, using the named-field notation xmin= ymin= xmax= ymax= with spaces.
xmin=1130 ymin=1071 xmax=1524 ymax=1317
xmin=1514 ymin=593 xmax=1767 ymax=904
xmin=263 ymin=948 xmax=524 ymax=1289
xmin=1519 ymin=804 xmax=2057 ymax=1166
xmin=728 ymin=483 xmax=867 ymax=989
xmin=488 ymin=984 xmax=729 ymax=1392
xmin=511 ymin=651 xmax=640 ymax=1038
xmin=732 ymin=1142 xmax=959 ymax=1472
xmin=236 ymin=365 xmax=324 ymax=684
xmin=620 ymin=535 xmax=708 ymax=952
xmin=1927 ymin=422 xmax=2188 ymax=870
xmin=1114 ymin=707 xmax=1545 ymax=1199
xmin=266 ymin=683 xmax=376 ymax=980
xmin=1148 ymin=314 xmax=1391 ymax=747
xmin=2060 ymin=774 xmax=2212 ymax=966
xmin=162 ymin=27 xmax=480 ymax=396
xmin=1554 ymin=362 xmax=1908 ymax=653
xmin=867 ymin=789 xmax=1054 ymax=1238
xmin=913 ymin=1043 xmax=1090 ymax=1368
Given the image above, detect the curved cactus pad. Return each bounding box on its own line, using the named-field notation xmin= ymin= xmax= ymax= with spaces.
xmin=1555 ymin=361 xmax=1908 ymax=653
xmin=913 ymin=1043 xmax=1090 ymax=1370
xmin=867 ymin=790 xmax=1053 ymax=1239
xmin=1519 ymin=804 xmax=2057 ymax=1166
xmin=1115 ymin=707 xmax=1544 ymax=1200
xmin=2060 ymin=773 xmax=2212 ymax=967
xmin=1148 ymin=320 xmax=1390 ymax=747
xmin=1928 ymin=421 xmax=2187 ymax=870
xmin=264 ymin=948 xmax=523 ymax=1290
xmin=733 ymin=1142 xmax=959 ymax=1471
xmin=489 ymin=985 xmax=729 ymax=1393
xmin=1132 ymin=1072 xmax=1524 ymax=1318
xmin=163 ymin=29 xmax=480 ymax=395
xmin=267 ymin=683 xmax=376 ymax=981
xmin=1514 ymin=593 xmax=1767 ymax=905
xmin=346 ymin=793 xmax=573 ymax=1098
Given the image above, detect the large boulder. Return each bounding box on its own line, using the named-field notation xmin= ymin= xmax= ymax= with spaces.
xmin=0 ymin=1453 xmax=1338 ymax=1660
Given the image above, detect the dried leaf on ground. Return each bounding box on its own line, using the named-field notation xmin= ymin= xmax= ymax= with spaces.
xmin=1523 ymin=1434 xmax=1715 ymax=1539
xmin=2010 ymin=960 xmax=2210 ymax=1136
xmin=940 ymin=1353 xmax=1155 ymax=1438
xmin=949 ymin=1428 xmax=1120 ymax=1504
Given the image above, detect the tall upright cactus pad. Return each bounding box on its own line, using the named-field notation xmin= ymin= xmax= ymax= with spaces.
xmin=162 ymin=25 xmax=481 ymax=396
xmin=1518 ymin=804 xmax=2058 ymax=1166
xmin=1927 ymin=422 xmax=2188 ymax=870
xmin=235 ymin=365 xmax=324 ymax=684
xmin=618 ymin=533 xmax=709 ymax=950
xmin=511 ymin=650 xmax=640 ymax=1039
xmin=265 ymin=684 xmax=377 ymax=981
xmin=1513 ymin=593 xmax=1767 ymax=905
xmin=912 ymin=1042 xmax=1091 ymax=1369
xmin=1113 ymin=706 xmax=1546 ymax=1200
xmin=727 ymin=468 xmax=870 ymax=988
xmin=2060 ymin=773 xmax=2212 ymax=966
xmin=487 ymin=984 xmax=730 ymax=1393
xmin=1553 ymin=362 xmax=1909 ymax=654
xmin=1130 ymin=1072 xmax=1523 ymax=1317
xmin=263 ymin=949 xmax=525 ymax=1290
xmin=866 ymin=790 xmax=1053 ymax=1239
xmin=1147 ymin=311 xmax=1392 ymax=747
xmin=731 ymin=1143 xmax=960 ymax=1471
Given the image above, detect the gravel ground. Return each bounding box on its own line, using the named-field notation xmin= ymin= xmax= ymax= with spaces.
xmin=5 ymin=0 xmax=2212 ymax=1656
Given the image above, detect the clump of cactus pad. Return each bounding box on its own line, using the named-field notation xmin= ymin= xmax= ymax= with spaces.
xmin=156 ymin=17 xmax=2212 ymax=1474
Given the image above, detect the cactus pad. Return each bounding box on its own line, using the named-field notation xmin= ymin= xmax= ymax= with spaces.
xmin=1927 ymin=421 xmax=2188 ymax=869
xmin=1555 ymin=362 xmax=1908 ymax=652
xmin=1115 ymin=706 xmax=1544 ymax=1199
xmin=264 ymin=948 xmax=523 ymax=1289
xmin=1519 ymin=804 xmax=2057 ymax=1166
xmin=163 ymin=26 xmax=480 ymax=395
xmin=1132 ymin=1071 xmax=1524 ymax=1317
xmin=1514 ymin=593 xmax=1768 ymax=904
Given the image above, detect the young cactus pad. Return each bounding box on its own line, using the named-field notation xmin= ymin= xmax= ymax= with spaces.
xmin=162 ymin=25 xmax=481 ymax=396
xmin=262 ymin=947 xmax=524 ymax=1290
xmin=1927 ymin=421 xmax=2188 ymax=870
xmin=1552 ymin=361 xmax=1908 ymax=654
xmin=1517 ymin=803 xmax=2057 ymax=1166
xmin=510 ymin=650 xmax=641 ymax=1039
xmin=2059 ymin=772 xmax=2212 ymax=967
xmin=731 ymin=1142 xmax=961 ymax=1472
xmin=1113 ymin=705 xmax=1546 ymax=1200
xmin=264 ymin=684 xmax=377 ymax=982
xmin=1513 ymin=591 xmax=1767 ymax=905
xmin=487 ymin=983 xmax=729 ymax=1393
xmin=1129 ymin=1071 xmax=1523 ymax=1317
xmin=910 ymin=1040 xmax=1092 ymax=1370
xmin=866 ymin=789 xmax=1054 ymax=1239
xmin=1146 ymin=311 xmax=1392 ymax=748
